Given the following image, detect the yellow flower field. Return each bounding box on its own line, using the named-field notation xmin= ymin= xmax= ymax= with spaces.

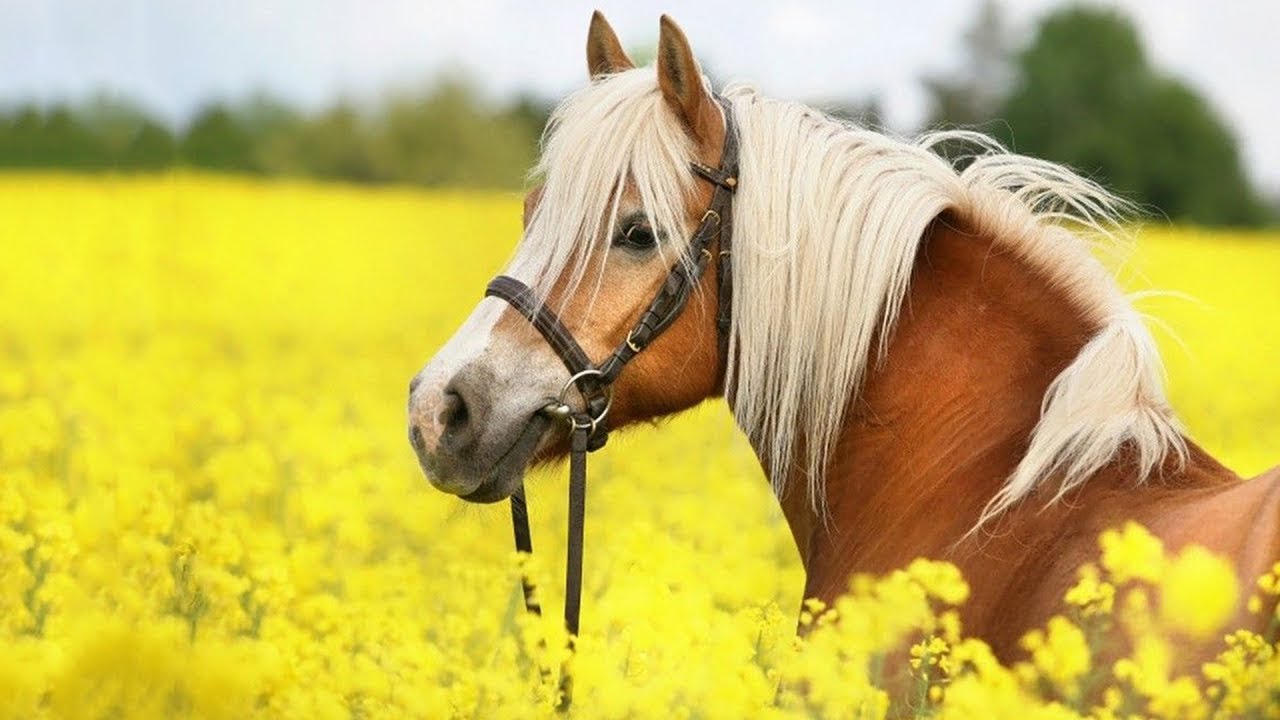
xmin=1 ymin=173 xmax=1278 ymax=718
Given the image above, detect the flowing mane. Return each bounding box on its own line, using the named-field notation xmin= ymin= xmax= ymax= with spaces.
xmin=515 ymin=67 xmax=1186 ymax=523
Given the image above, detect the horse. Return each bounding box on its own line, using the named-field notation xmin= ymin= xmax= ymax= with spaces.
xmin=407 ymin=11 xmax=1280 ymax=665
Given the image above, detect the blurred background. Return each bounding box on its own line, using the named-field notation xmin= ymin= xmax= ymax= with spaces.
xmin=2 ymin=0 xmax=1276 ymax=227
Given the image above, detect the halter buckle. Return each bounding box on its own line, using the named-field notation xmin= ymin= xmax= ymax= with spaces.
xmin=625 ymin=329 xmax=644 ymax=353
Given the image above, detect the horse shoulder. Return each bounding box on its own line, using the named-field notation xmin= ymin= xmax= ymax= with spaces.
xmin=1117 ymin=448 xmax=1280 ymax=643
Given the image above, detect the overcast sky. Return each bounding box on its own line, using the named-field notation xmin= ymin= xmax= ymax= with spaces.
xmin=2 ymin=0 xmax=1276 ymax=192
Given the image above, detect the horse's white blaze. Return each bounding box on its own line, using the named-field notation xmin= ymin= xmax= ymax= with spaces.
xmin=411 ymin=294 xmax=571 ymax=469
xmin=409 ymin=299 xmax=501 ymax=454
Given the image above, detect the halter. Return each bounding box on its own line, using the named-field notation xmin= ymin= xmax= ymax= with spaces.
xmin=483 ymin=95 xmax=739 ymax=710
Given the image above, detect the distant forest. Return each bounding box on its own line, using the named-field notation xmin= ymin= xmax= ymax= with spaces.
xmin=1 ymin=4 xmax=1272 ymax=226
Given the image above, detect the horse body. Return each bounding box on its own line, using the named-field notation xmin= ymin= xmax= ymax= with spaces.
xmin=781 ymin=214 xmax=1280 ymax=659
xmin=408 ymin=12 xmax=1280 ymax=665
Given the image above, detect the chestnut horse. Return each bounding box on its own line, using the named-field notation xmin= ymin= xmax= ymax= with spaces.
xmin=408 ymin=12 xmax=1280 ymax=662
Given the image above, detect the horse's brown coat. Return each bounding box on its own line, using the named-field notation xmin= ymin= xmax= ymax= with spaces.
xmin=773 ymin=213 xmax=1280 ymax=660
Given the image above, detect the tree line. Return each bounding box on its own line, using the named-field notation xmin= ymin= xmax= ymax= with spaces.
xmin=0 ymin=4 xmax=1271 ymax=226
xmin=0 ymin=79 xmax=546 ymax=189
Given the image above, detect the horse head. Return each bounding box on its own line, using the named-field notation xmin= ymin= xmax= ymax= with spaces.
xmin=408 ymin=13 xmax=731 ymax=503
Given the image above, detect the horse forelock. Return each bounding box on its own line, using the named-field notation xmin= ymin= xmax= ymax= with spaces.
xmin=717 ymin=84 xmax=1185 ymax=523
xmin=506 ymin=68 xmax=698 ymax=316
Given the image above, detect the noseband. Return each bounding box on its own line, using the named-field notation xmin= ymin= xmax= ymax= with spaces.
xmin=482 ymin=96 xmax=739 ymax=708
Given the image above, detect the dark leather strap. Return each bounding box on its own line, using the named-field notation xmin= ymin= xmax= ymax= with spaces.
xmin=510 ymin=484 xmax=554 ymax=690
xmin=710 ymin=95 xmax=738 ymax=373
xmin=563 ymin=426 xmax=588 ymax=637
xmin=509 ymin=425 xmax=590 ymax=712
xmin=595 ymin=241 xmax=714 ymax=382
xmin=486 ymin=275 xmax=595 ymax=378
xmin=486 ymin=276 xmax=611 ymax=450
xmin=509 ymin=486 xmax=539 ymax=611
xmin=552 ymin=423 xmax=590 ymax=711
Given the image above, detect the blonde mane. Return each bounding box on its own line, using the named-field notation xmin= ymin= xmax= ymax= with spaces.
xmin=516 ymin=67 xmax=1186 ymax=523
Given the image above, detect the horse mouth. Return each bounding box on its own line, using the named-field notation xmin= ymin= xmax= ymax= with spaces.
xmin=459 ymin=412 xmax=554 ymax=504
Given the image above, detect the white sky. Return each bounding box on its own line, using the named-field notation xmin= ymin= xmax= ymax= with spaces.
xmin=2 ymin=0 xmax=1276 ymax=193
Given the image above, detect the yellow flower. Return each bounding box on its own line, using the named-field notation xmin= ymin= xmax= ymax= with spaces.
xmin=1246 ymin=594 xmax=1262 ymax=614
xmin=1158 ymin=545 xmax=1238 ymax=639
xmin=1257 ymin=561 xmax=1280 ymax=592
xmin=938 ymin=609 xmax=963 ymax=644
xmin=1099 ymin=521 xmax=1165 ymax=583
xmin=1019 ymin=615 xmax=1091 ymax=697
xmin=910 ymin=635 xmax=950 ymax=669
xmin=1147 ymin=676 xmax=1203 ymax=718
xmin=1114 ymin=633 xmax=1172 ymax=697
xmin=1064 ymin=563 xmax=1115 ymax=617
xmin=905 ymin=558 xmax=971 ymax=605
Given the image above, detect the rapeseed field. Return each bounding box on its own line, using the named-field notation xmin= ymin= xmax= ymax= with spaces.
xmin=1 ymin=173 xmax=1277 ymax=718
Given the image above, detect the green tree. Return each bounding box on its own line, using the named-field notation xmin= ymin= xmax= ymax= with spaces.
xmin=0 ymin=106 xmax=46 ymax=166
xmin=507 ymin=94 xmax=553 ymax=145
xmin=923 ymin=0 xmax=1013 ymax=129
xmin=368 ymin=78 xmax=537 ymax=188
xmin=997 ymin=7 xmax=1266 ymax=226
xmin=78 ymin=95 xmax=176 ymax=169
xmin=296 ymin=103 xmax=379 ymax=181
xmin=180 ymin=103 xmax=257 ymax=172
xmin=119 ymin=119 xmax=177 ymax=169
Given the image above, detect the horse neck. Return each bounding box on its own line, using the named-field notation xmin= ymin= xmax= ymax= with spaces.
xmin=773 ymin=214 xmax=1177 ymax=594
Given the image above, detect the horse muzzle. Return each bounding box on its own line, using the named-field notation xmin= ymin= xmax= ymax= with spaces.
xmin=408 ymin=361 xmax=555 ymax=502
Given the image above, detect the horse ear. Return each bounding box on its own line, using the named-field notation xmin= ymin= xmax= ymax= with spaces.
xmin=587 ymin=11 xmax=634 ymax=78
xmin=657 ymin=15 xmax=718 ymax=143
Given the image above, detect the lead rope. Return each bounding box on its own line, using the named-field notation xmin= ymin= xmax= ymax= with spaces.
xmin=509 ymin=484 xmax=552 ymax=690
xmin=509 ymin=416 xmax=591 ymax=712
xmin=561 ymin=421 xmax=589 ymax=709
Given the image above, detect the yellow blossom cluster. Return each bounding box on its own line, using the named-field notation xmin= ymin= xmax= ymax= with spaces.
xmin=1 ymin=174 xmax=1277 ymax=718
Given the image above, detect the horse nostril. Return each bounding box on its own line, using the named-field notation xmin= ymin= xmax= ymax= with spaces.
xmin=410 ymin=424 xmax=426 ymax=452
xmin=436 ymin=366 xmax=489 ymax=452
xmin=439 ymin=391 xmax=470 ymax=433
xmin=409 ymin=374 xmax=423 ymax=394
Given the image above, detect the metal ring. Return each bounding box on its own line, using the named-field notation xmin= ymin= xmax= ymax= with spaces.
xmin=625 ymin=330 xmax=643 ymax=353
xmin=556 ymin=369 xmax=613 ymax=426
xmin=557 ymin=369 xmax=602 ymax=404
xmin=570 ymin=414 xmax=598 ymax=436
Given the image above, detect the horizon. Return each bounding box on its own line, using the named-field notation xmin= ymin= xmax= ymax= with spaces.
xmin=3 ymin=1 xmax=1277 ymax=193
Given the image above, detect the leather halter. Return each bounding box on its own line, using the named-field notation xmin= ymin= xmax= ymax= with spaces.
xmin=483 ymin=95 xmax=739 ymax=709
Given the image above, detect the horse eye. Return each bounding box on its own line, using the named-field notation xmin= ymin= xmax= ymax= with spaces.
xmin=617 ymin=223 xmax=657 ymax=250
